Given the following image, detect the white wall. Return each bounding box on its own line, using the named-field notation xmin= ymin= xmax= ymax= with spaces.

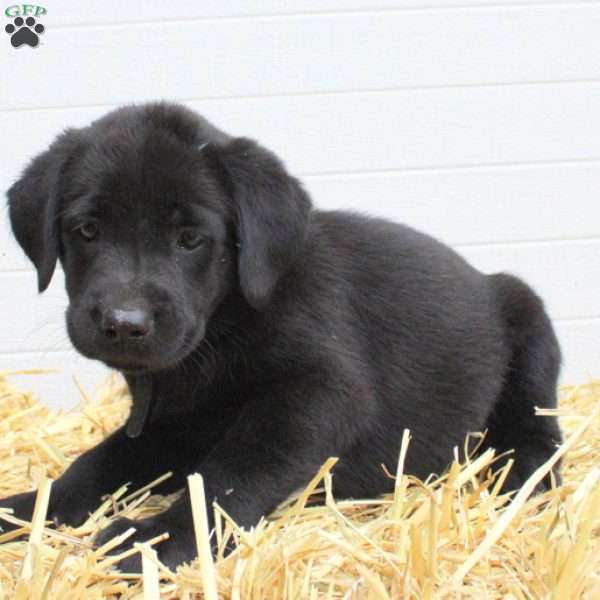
xmin=1 ymin=0 xmax=599 ymax=408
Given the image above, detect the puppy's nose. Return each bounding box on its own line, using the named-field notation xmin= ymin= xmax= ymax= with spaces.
xmin=101 ymin=308 xmax=153 ymax=341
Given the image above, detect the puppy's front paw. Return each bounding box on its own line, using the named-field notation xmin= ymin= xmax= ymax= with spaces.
xmin=0 ymin=491 xmax=36 ymax=532
xmin=94 ymin=514 xmax=196 ymax=572
xmin=0 ymin=486 xmax=100 ymax=533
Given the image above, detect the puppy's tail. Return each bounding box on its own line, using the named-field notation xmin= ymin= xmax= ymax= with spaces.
xmin=484 ymin=272 xmax=562 ymax=491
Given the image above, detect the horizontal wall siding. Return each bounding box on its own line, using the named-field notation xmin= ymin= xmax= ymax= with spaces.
xmin=1 ymin=1 xmax=598 ymax=407
xmin=3 ymin=4 xmax=600 ymax=110
xmin=42 ymin=1 xmax=600 ymax=25
xmin=3 ymin=82 xmax=600 ymax=190
xmin=305 ymin=163 xmax=600 ymax=245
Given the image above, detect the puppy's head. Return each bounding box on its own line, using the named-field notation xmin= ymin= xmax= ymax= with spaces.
xmin=8 ymin=103 xmax=311 ymax=373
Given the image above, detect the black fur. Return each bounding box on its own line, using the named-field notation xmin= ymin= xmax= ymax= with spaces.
xmin=2 ymin=102 xmax=562 ymax=570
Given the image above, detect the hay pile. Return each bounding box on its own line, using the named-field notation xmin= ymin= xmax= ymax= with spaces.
xmin=0 ymin=370 xmax=598 ymax=599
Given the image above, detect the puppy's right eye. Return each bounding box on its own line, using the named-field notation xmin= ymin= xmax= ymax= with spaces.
xmin=176 ymin=228 xmax=206 ymax=251
xmin=76 ymin=222 xmax=99 ymax=241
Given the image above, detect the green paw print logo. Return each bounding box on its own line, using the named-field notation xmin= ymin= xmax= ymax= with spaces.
xmin=4 ymin=4 xmax=47 ymax=48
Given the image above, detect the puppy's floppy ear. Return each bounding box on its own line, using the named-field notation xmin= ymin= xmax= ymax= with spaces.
xmin=7 ymin=129 xmax=82 ymax=292
xmin=220 ymin=138 xmax=311 ymax=310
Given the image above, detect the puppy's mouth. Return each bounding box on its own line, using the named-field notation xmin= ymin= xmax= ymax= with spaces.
xmin=103 ymin=360 xmax=151 ymax=374
xmin=101 ymin=330 xmax=203 ymax=374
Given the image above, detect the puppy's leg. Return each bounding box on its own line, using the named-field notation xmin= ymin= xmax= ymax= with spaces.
xmin=0 ymin=416 xmax=209 ymax=530
xmin=95 ymin=384 xmax=350 ymax=570
xmin=484 ymin=273 xmax=562 ymax=492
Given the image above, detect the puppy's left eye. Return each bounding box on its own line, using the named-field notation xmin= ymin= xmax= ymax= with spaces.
xmin=176 ymin=228 xmax=206 ymax=251
xmin=75 ymin=222 xmax=99 ymax=241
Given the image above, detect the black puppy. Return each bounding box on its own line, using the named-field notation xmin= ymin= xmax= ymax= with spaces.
xmin=2 ymin=103 xmax=561 ymax=570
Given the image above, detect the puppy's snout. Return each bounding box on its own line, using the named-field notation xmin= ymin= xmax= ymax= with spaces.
xmin=100 ymin=307 xmax=154 ymax=342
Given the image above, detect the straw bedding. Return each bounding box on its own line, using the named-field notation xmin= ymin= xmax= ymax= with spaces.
xmin=0 ymin=370 xmax=598 ymax=599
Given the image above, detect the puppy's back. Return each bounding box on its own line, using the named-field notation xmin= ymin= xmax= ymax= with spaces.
xmin=286 ymin=209 xmax=510 ymax=413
